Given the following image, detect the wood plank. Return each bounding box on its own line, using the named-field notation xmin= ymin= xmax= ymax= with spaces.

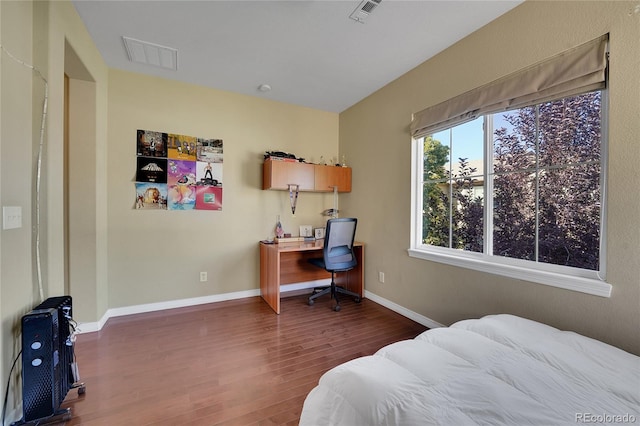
xmin=60 ymin=295 xmax=428 ymax=425
xmin=260 ymin=243 xmax=280 ymax=313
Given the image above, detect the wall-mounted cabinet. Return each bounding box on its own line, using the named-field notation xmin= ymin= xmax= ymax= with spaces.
xmin=314 ymin=164 xmax=351 ymax=192
xmin=262 ymin=159 xmax=314 ymax=191
xmin=262 ymin=159 xmax=351 ymax=192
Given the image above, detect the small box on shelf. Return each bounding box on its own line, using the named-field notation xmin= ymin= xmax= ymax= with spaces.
xmin=275 ymin=237 xmax=304 ymax=244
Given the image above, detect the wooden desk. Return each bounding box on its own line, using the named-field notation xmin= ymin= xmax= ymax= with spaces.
xmin=259 ymin=240 xmax=364 ymax=314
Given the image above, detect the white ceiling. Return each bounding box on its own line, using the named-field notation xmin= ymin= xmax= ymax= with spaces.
xmin=72 ymin=0 xmax=522 ymax=113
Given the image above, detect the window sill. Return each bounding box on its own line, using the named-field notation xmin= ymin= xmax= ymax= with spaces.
xmin=407 ymin=248 xmax=611 ymax=298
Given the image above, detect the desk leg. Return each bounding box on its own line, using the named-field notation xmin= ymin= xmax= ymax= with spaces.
xmin=260 ymin=244 xmax=281 ymax=314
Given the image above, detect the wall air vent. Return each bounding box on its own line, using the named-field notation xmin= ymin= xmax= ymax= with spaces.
xmin=122 ymin=36 xmax=178 ymax=71
xmin=349 ymin=0 xmax=382 ymax=23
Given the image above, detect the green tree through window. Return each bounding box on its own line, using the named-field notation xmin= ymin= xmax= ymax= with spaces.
xmin=421 ymin=91 xmax=602 ymax=271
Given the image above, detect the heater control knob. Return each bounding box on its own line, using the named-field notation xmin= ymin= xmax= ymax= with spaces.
xmin=31 ymin=341 xmax=42 ymax=350
xmin=31 ymin=358 xmax=43 ymax=367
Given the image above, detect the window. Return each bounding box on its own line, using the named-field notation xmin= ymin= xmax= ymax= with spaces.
xmin=409 ymin=36 xmax=611 ymax=297
xmin=411 ymin=90 xmax=609 ymax=296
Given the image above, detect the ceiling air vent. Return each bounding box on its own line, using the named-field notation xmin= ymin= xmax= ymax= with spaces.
xmin=349 ymin=0 xmax=382 ymax=23
xmin=122 ymin=36 xmax=178 ymax=71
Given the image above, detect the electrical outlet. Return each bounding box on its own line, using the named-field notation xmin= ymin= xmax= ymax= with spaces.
xmin=200 ymin=272 xmax=208 ymax=282
xmin=378 ymin=272 xmax=385 ymax=283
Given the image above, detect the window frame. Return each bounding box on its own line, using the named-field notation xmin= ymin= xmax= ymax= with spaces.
xmin=409 ymin=91 xmax=611 ymax=298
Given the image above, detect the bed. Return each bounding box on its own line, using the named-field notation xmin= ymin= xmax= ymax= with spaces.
xmin=300 ymin=314 xmax=640 ymax=425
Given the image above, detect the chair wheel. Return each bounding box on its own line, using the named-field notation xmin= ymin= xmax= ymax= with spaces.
xmin=308 ymin=299 xmax=314 ymax=306
xmin=354 ymin=297 xmax=361 ymax=303
xmin=334 ymin=304 xmax=341 ymax=312
xmin=78 ymin=385 xmax=86 ymax=395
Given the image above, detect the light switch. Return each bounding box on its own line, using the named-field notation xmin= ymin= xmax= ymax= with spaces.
xmin=3 ymin=206 xmax=22 ymax=230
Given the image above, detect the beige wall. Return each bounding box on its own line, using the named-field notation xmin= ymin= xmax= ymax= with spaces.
xmin=67 ymin=78 xmax=98 ymax=321
xmin=1 ymin=0 xmax=339 ymax=416
xmin=1 ymin=2 xmax=340 ymax=412
xmin=1 ymin=1 xmax=638 ymax=418
xmin=0 ymin=0 xmax=109 ymax=417
xmin=340 ymin=1 xmax=640 ymax=354
xmin=1 ymin=1 xmax=35 ymax=408
xmin=106 ymin=70 xmax=339 ymax=308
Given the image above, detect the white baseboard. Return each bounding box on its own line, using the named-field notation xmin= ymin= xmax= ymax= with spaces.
xmin=77 ymin=289 xmax=260 ymax=333
xmin=364 ymin=290 xmax=445 ymax=329
xmin=76 ymin=283 xmax=443 ymax=334
xmin=76 ymin=281 xmax=332 ymax=334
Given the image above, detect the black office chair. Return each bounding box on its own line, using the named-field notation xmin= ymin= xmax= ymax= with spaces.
xmin=308 ymin=218 xmax=361 ymax=311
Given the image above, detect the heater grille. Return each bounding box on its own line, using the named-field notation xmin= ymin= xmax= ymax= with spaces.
xmin=21 ymin=309 xmax=59 ymax=421
xmin=12 ymin=296 xmax=80 ymax=425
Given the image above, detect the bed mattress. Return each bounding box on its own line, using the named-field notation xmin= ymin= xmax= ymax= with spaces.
xmin=299 ymin=314 xmax=640 ymax=425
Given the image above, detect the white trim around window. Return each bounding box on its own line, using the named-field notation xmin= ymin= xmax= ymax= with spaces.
xmin=407 ymin=246 xmax=611 ymax=297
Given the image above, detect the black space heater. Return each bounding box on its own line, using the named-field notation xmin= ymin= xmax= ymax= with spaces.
xmin=11 ymin=296 xmax=86 ymax=426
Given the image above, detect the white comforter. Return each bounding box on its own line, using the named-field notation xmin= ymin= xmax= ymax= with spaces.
xmin=300 ymin=314 xmax=640 ymax=425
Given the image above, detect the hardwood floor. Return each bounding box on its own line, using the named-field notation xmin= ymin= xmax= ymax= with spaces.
xmin=60 ymin=295 xmax=427 ymax=425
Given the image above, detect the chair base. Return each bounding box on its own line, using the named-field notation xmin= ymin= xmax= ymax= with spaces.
xmin=308 ymin=275 xmax=361 ymax=311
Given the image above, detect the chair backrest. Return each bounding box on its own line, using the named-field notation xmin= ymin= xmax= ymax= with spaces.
xmin=323 ymin=218 xmax=357 ymax=272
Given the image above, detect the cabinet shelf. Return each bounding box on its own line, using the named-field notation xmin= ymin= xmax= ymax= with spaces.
xmin=262 ymin=159 xmax=351 ymax=192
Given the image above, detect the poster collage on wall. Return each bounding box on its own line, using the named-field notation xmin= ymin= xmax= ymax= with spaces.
xmin=134 ymin=129 xmax=223 ymax=211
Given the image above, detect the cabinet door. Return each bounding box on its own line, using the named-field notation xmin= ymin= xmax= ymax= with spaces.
xmin=314 ymin=165 xmax=352 ymax=192
xmin=263 ymin=160 xmax=315 ymax=190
